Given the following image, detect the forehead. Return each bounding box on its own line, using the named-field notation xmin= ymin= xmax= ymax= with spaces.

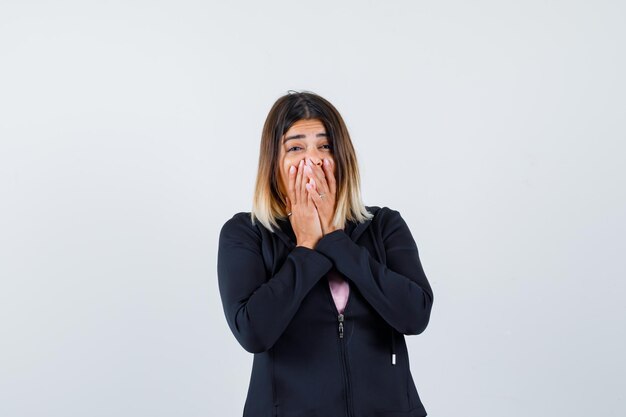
xmin=284 ymin=119 xmax=326 ymax=136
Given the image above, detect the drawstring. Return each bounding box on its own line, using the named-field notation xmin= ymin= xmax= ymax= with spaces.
xmin=390 ymin=328 xmax=396 ymax=365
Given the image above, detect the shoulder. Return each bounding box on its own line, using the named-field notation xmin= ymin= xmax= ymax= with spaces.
xmin=366 ymin=205 xmax=413 ymax=237
xmin=221 ymin=211 xmax=253 ymax=229
xmin=219 ymin=212 xmax=262 ymax=244
xmin=366 ymin=205 xmax=405 ymax=225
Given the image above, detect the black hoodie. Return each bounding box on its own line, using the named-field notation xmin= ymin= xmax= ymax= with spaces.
xmin=217 ymin=206 xmax=434 ymax=417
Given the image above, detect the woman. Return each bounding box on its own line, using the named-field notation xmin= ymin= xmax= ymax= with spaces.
xmin=217 ymin=91 xmax=434 ymax=417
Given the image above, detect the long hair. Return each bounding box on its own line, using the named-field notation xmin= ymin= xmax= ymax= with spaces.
xmin=251 ymin=91 xmax=372 ymax=232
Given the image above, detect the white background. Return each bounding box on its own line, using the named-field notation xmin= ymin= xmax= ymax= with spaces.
xmin=1 ymin=1 xmax=624 ymax=416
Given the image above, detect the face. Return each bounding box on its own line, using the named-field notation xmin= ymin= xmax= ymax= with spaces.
xmin=277 ymin=118 xmax=335 ymax=196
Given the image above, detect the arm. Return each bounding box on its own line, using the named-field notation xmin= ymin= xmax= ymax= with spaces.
xmin=314 ymin=208 xmax=434 ymax=335
xmin=217 ymin=214 xmax=333 ymax=353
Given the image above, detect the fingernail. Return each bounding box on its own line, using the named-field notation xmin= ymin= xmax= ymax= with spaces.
xmin=324 ymin=159 xmax=329 ymax=165
xmin=289 ymin=166 xmax=296 ymax=174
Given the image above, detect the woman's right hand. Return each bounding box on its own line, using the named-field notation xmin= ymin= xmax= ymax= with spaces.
xmin=286 ymin=159 xmax=323 ymax=249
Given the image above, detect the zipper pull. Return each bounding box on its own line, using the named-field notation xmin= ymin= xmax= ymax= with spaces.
xmin=338 ymin=314 xmax=344 ymax=339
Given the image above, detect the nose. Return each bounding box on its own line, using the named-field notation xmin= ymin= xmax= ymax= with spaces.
xmin=304 ymin=149 xmax=323 ymax=167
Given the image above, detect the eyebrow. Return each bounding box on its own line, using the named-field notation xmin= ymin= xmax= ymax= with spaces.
xmin=283 ymin=133 xmax=328 ymax=143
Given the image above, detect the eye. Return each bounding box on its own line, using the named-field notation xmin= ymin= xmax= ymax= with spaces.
xmin=287 ymin=146 xmax=303 ymax=152
xmin=320 ymin=144 xmax=333 ymax=151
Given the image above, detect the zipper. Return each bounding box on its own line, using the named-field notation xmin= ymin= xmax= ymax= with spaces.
xmin=337 ymin=312 xmax=353 ymax=417
xmin=338 ymin=313 xmax=344 ymax=338
xmin=325 ymin=277 xmax=354 ymax=417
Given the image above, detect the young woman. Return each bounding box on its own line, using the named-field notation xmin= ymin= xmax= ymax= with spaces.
xmin=217 ymin=91 xmax=434 ymax=417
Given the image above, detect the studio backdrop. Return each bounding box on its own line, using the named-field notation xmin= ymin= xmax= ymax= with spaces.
xmin=0 ymin=1 xmax=624 ymax=416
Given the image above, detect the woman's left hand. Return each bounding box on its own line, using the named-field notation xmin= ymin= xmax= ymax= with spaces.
xmin=304 ymin=157 xmax=338 ymax=235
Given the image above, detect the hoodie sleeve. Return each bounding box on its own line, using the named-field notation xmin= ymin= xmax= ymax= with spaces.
xmin=217 ymin=214 xmax=333 ymax=353
xmin=314 ymin=208 xmax=433 ymax=335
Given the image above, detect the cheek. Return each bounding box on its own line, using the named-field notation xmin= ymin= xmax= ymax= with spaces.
xmin=279 ymin=156 xmax=295 ymax=189
xmin=283 ymin=155 xmax=302 ymax=175
xmin=327 ymin=157 xmax=337 ymax=176
xmin=282 ymin=159 xmax=293 ymax=180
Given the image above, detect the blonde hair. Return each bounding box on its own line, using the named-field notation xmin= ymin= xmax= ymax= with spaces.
xmin=251 ymin=91 xmax=372 ymax=232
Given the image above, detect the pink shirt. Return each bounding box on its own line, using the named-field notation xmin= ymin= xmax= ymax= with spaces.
xmin=327 ymin=268 xmax=349 ymax=313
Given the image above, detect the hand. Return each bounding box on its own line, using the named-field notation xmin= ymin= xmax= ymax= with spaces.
xmin=286 ymin=159 xmax=323 ymax=249
xmin=303 ymin=158 xmax=338 ymax=235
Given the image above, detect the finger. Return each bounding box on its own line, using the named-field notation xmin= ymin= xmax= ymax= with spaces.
xmin=304 ymin=165 xmax=328 ymax=207
xmin=299 ymin=159 xmax=309 ymax=204
xmin=287 ymin=165 xmax=297 ymax=205
xmin=294 ymin=159 xmax=304 ymax=204
xmin=306 ymin=181 xmax=324 ymax=208
xmin=309 ymin=177 xmax=317 ymax=191
xmin=303 ymin=176 xmax=314 ymax=206
xmin=285 ymin=196 xmax=291 ymax=213
xmin=306 ymin=158 xmax=329 ymax=194
xmin=305 ymin=182 xmax=320 ymax=207
xmin=322 ymin=158 xmax=337 ymax=197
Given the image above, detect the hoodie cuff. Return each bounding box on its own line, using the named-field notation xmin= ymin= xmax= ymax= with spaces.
xmin=290 ymin=245 xmax=334 ymax=276
xmin=315 ymin=230 xmax=357 ymax=261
